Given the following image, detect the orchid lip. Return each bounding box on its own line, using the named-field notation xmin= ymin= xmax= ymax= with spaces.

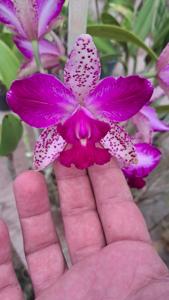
xmin=80 ymin=138 xmax=88 ymax=146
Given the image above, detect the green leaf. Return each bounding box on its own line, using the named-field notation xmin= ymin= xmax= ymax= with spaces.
xmin=93 ymin=37 xmax=115 ymax=54
xmin=107 ymin=0 xmax=133 ymax=10
xmin=153 ymin=14 xmax=169 ymax=55
xmin=102 ymin=12 xmax=120 ymax=26
xmin=155 ymin=105 xmax=169 ymax=114
xmin=0 ymin=32 xmax=13 ymax=48
xmin=109 ymin=2 xmax=133 ymax=21
xmin=0 ymin=40 xmax=20 ymax=88
xmin=87 ymin=24 xmax=157 ymax=60
xmin=0 ymin=114 xmax=23 ymax=156
xmin=134 ymin=0 xmax=160 ymax=40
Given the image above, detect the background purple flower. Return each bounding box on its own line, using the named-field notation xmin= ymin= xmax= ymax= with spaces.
xmin=132 ymin=105 xmax=169 ymax=143
xmin=7 ymin=34 xmax=153 ymax=169
xmin=0 ymin=0 xmax=65 ymax=40
xmin=156 ymin=43 xmax=169 ymax=96
xmin=15 ymin=37 xmax=65 ymax=77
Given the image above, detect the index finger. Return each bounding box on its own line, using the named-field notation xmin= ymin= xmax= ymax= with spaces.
xmin=88 ymin=159 xmax=151 ymax=244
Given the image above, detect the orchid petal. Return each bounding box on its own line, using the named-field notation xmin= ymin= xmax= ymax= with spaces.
xmin=0 ymin=0 xmax=25 ymax=36
xmin=157 ymin=65 xmax=169 ymax=96
xmin=7 ymin=73 xmax=77 ymax=128
xmin=126 ymin=176 xmax=146 ymax=189
xmin=157 ymin=43 xmax=169 ymax=95
xmin=64 ymin=34 xmax=101 ymax=101
xmin=14 ymin=37 xmax=33 ymax=59
xmin=141 ymin=105 xmax=169 ymax=132
xmin=123 ymin=143 xmax=161 ymax=178
xmin=132 ymin=112 xmax=152 ymax=143
xmin=14 ymin=37 xmax=64 ymax=59
xmin=18 ymin=54 xmax=61 ymax=78
xmin=86 ymin=76 xmax=153 ymax=122
xmin=101 ymin=123 xmax=137 ymax=167
xmin=151 ymin=86 xmax=164 ymax=103
xmin=33 ymin=125 xmax=66 ymax=170
xmin=38 ymin=0 xmax=64 ymax=37
xmin=157 ymin=43 xmax=169 ymax=73
xmin=13 ymin=0 xmax=39 ymax=40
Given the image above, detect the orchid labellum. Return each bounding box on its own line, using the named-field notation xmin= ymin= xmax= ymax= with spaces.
xmin=7 ymin=34 xmax=153 ymax=170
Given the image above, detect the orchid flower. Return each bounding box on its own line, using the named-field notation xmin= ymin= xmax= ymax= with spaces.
xmin=156 ymin=43 xmax=169 ymax=96
xmin=15 ymin=37 xmax=65 ymax=77
xmin=123 ymin=143 xmax=161 ymax=189
xmin=132 ymin=104 xmax=169 ymax=143
xmin=7 ymin=34 xmax=153 ymax=170
xmin=0 ymin=0 xmax=65 ymax=41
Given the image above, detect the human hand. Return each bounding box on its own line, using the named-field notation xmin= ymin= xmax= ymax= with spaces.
xmin=0 ymin=160 xmax=169 ymax=300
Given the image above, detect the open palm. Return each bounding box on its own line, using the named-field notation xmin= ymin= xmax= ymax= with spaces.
xmin=0 ymin=160 xmax=169 ymax=300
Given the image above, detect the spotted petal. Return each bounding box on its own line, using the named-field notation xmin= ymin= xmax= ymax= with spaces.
xmin=64 ymin=34 xmax=101 ymax=101
xmin=33 ymin=125 xmax=66 ymax=170
xmin=7 ymin=73 xmax=78 ymax=128
xmin=86 ymin=76 xmax=153 ymax=122
xmin=101 ymin=123 xmax=137 ymax=167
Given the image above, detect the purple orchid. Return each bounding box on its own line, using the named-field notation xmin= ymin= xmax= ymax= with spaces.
xmin=123 ymin=143 xmax=161 ymax=189
xmin=156 ymin=43 xmax=169 ymax=96
xmin=7 ymin=34 xmax=153 ymax=170
xmin=132 ymin=105 xmax=169 ymax=143
xmin=15 ymin=37 xmax=65 ymax=77
xmin=0 ymin=0 xmax=65 ymax=41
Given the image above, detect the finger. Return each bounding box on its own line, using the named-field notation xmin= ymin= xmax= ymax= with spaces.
xmin=13 ymin=171 xmax=66 ymax=297
xmin=88 ymin=159 xmax=151 ymax=244
xmin=0 ymin=220 xmax=23 ymax=300
xmin=54 ymin=162 xmax=105 ymax=264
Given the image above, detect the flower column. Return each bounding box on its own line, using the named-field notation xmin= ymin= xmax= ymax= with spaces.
xmin=68 ymin=0 xmax=89 ymax=53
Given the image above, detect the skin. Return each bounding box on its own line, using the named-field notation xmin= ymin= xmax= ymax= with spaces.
xmin=0 ymin=159 xmax=169 ymax=300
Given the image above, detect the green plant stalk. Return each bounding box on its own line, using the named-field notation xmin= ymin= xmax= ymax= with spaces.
xmin=32 ymin=40 xmax=44 ymax=72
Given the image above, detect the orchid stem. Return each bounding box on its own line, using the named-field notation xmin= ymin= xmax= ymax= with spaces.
xmin=32 ymin=40 xmax=44 ymax=72
xmin=68 ymin=0 xmax=89 ymax=53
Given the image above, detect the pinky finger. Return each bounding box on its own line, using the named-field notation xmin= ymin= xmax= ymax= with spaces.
xmin=0 ymin=220 xmax=23 ymax=300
